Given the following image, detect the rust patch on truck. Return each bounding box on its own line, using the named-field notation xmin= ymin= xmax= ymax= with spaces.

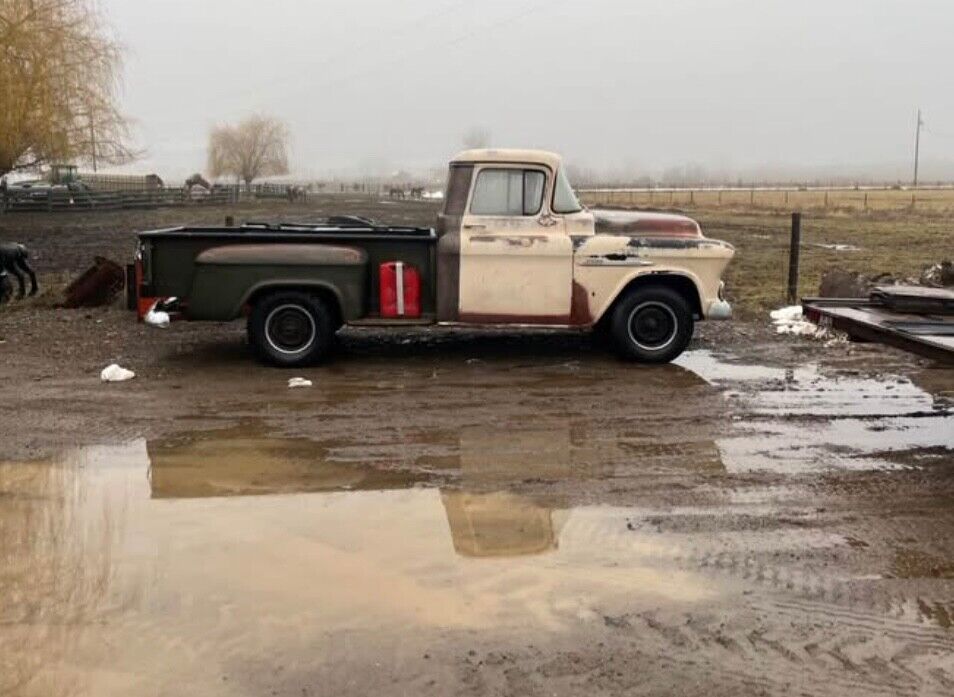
xmin=593 ymin=209 xmax=700 ymax=237
xmin=470 ymin=236 xmax=550 ymax=247
xmin=196 ymin=244 xmax=367 ymax=266
xmin=626 ymin=237 xmax=707 ymax=250
xmin=458 ymin=312 xmax=571 ymax=325
xmin=569 ymin=281 xmax=593 ymax=326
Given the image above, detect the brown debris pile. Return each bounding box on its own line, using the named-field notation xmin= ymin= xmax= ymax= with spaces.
xmin=920 ymin=261 xmax=954 ymax=288
xmin=62 ymin=257 xmax=125 ymax=308
xmin=819 ymin=261 xmax=953 ymax=298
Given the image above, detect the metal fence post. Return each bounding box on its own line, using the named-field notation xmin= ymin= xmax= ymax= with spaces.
xmin=787 ymin=212 xmax=802 ymax=306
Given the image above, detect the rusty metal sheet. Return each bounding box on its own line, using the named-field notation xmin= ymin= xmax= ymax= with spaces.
xmin=804 ymin=299 xmax=954 ymax=364
xmin=195 ymin=244 xmax=367 ymax=266
xmin=592 ymin=209 xmax=701 ymax=237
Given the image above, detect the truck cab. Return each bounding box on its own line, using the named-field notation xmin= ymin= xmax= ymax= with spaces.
xmin=437 ymin=149 xmax=733 ymax=332
xmin=136 ymin=149 xmax=734 ymax=366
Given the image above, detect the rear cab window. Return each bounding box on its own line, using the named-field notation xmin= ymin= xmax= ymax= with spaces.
xmin=469 ymin=168 xmax=546 ymax=216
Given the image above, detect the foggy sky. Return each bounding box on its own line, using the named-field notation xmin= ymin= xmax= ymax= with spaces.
xmin=102 ymin=0 xmax=954 ymax=181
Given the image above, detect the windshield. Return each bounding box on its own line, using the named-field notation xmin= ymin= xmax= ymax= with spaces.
xmin=552 ymin=167 xmax=582 ymax=214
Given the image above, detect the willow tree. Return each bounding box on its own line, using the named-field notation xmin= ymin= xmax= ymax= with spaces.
xmin=207 ymin=115 xmax=290 ymax=189
xmin=0 ymin=0 xmax=135 ymax=177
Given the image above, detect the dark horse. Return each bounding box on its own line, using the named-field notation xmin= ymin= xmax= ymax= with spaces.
xmin=0 ymin=243 xmax=38 ymax=303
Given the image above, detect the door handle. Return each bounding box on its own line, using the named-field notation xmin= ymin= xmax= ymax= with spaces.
xmin=463 ymin=224 xmax=486 ymax=230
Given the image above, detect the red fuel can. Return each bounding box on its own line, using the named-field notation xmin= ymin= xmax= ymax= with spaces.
xmin=379 ymin=261 xmax=421 ymax=318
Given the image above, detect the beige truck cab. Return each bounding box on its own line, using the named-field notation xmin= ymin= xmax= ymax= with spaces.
xmin=437 ymin=148 xmax=734 ymax=362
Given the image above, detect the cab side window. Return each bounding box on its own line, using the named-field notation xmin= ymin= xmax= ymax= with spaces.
xmin=470 ymin=169 xmax=545 ymax=216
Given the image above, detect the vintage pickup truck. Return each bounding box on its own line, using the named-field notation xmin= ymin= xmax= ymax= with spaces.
xmin=135 ymin=149 xmax=734 ymax=366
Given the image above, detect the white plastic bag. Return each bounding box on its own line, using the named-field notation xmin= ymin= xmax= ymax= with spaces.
xmin=144 ymin=300 xmax=171 ymax=329
xmin=101 ymin=364 xmax=135 ymax=382
xmin=288 ymin=377 xmax=313 ymax=388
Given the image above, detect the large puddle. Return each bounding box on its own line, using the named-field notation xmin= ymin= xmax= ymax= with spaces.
xmin=1 ymin=439 xmax=718 ymax=696
xmin=2 ymin=350 xmax=953 ymax=695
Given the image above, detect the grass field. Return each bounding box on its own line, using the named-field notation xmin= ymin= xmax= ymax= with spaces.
xmin=680 ymin=207 xmax=950 ymax=318
xmin=580 ymin=190 xmax=953 ymax=318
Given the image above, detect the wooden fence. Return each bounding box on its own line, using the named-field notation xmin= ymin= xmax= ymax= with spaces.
xmin=578 ymin=185 xmax=954 ymax=213
xmin=1 ymin=186 xmax=241 ymax=213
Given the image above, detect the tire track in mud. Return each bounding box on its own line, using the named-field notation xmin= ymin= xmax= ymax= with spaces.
xmin=540 ymin=509 xmax=954 ymax=696
xmin=622 ymin=600 xmax=954 ymax=697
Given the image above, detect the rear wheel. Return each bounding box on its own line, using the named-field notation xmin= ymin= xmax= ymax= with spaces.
xmin=610 ymin=286 xmax=694 ymax=363
xmin=248 ymin=291 xmax=335 ymax=367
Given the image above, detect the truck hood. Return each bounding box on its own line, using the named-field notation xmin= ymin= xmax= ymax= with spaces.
xmin=591 ymin=209 xmax=702 ymax=238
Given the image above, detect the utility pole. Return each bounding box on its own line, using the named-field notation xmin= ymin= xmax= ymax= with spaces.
xmin=87 ymin=99 xmax=98 ymax=172
xmin=913 ymin=107 xmax=923 ymax=188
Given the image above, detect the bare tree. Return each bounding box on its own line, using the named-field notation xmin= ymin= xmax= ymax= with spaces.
xmin=207 ymin=115 xmax=290 ymax=189
xmin=462 ymin=127 xmax=491 ymax=149
xmin=0 ymin=0 xmax=136 ymax=177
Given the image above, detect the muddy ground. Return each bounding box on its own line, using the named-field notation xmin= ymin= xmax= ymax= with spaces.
xmin=1 ymin=200 xmax=954 ymax=696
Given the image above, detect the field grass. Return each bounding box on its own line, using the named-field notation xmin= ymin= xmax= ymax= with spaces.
xmin=579 ymin=187 xmax=954 ymax=318
xmin=689 ymin=208 xmax=951 ymax=318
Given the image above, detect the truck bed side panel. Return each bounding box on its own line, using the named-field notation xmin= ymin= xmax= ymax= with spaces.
xmin=142 ymin=229 xmax=436 ymax=318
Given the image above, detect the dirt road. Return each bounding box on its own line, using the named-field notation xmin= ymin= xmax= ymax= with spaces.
xmin=1 ymin=201 xmax=954 ymax=696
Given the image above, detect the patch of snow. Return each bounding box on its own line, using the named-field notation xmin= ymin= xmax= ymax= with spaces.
xmin=812 ymin=243 xmax=861 ymax=252
xmin=769 ymin=305 xmax=803 ymax=322
xmin=770 ymin=305 xmax=826 ymax=338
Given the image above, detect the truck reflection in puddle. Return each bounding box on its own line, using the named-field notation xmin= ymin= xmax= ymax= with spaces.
xmin=147 ymin=424 xmax=430 ymax=499
xmin=146 ymin=423 xmax=722 ymax=560
xmin=147 ymin=426 xmax=569 ymax=558
xmin=1 ymin=437 xmax=717 ymax=697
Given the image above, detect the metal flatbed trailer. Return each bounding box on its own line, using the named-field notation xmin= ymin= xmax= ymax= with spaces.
xmin=803 ymin=286 xmax=954 ymax=364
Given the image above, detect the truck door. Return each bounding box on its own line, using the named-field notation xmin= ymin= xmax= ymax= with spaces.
xmin=457 ymin=166 xmax=573 ymax=323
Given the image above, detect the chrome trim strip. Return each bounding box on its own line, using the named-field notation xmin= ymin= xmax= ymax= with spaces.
xmin=577 ymin=256 xmax=655 ymax=267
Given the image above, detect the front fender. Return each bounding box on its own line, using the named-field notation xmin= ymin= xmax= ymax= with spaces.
xmin=600 ymin=269 xmax=705 ymax=320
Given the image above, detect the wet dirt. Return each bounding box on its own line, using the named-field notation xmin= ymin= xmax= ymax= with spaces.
xmin=2 ymin=334 xmax=954 ymax=696
xmin=3 ymin=201 xmax=954 ymax=695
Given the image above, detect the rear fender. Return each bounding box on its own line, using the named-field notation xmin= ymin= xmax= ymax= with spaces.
xmin=239 ymin=280 xmax=347 ymax=323
xmin=186 ymin=244 xmax=367 ymax=322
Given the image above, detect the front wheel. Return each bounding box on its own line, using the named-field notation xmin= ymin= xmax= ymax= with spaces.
xmin=610 ymin=286 xmax=694 ymax=363
xmin=247 ymin=291 xmax=335 ymax=367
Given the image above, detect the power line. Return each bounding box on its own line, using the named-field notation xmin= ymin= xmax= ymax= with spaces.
xmin=218 ymin=0 xmax=552 ymax=107
xmin=914 ymin=107 xmax=922 ymax=187
xmin=290 ymin=0 xmax=471 ymax=77
xmin=291 ymin=0 xmax=563 ymax=96
xmin=924 ymin=124 xmax=954 ymax=139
